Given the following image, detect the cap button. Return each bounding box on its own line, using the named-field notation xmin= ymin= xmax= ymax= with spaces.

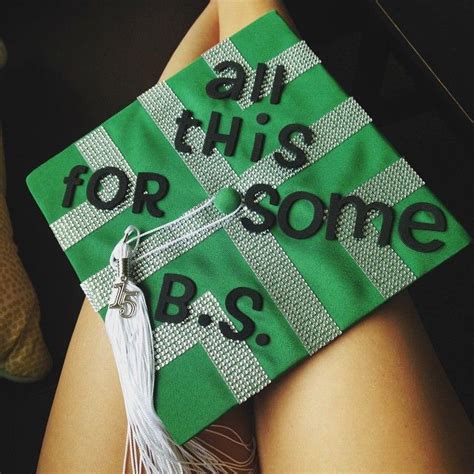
xmin=214 ymin=187 xmax=242 ymax=215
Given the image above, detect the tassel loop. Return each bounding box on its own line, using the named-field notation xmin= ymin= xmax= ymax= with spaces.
xmin=108 ymin=226 xmax=141 ymax=319
xmin=109 ymin=225 xmax=140 ymax=275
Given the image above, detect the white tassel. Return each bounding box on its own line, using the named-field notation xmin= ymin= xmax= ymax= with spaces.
xmin=105 ymin=226 xmax=249 ymax=474
xmin=105 ymin=226 xmax=185 ymax=474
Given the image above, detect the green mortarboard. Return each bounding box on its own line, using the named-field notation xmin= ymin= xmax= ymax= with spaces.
xmin=27 ymin=9 xmax=470 ymax=453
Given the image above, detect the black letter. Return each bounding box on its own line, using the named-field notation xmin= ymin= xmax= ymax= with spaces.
xmin=203 ymin=111 xmax=242 ymax=156
xmin=205 ymin=61 xmax=246 ymax=100
xmin=274 ymin=124 xmax=313 ymax=169
xmin=175 ymin=110 xmax=202 ymax=153
xmin=241 ymin=183 xmax=279 ymax=233
xmin=219 ymin=287 xmax=262 ymax=341
xmin=326 ymin=194 xmax=394 ymax=246
xmin=278 ymin=191 xmax=325 ymax=239
xmin=270 ymin=65 xmax=285 ymax=104
xmin=250 ymin=133 xmax=266 ymax=162
xmin=62 ymin=165 xmax=88 ymax=207
xmin=250 ymin=113 xmax=270 ymax=162
xmin=87 ymin=166 xmax=129 ymax=210
xmin=155 ymin=273 xmax=196 ymax=323
xmin=250 ymin=63 xmax=268 ymax=103
xmin=132 ymin=172 xmax=169 ymax=217
xmin=399 ymin=202 xmax=446 ymax=252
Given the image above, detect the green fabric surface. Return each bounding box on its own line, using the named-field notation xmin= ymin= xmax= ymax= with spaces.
xmin=26 ymin=10 xmax=470 ymax=444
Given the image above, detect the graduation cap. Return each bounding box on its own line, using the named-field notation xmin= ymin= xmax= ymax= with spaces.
xmin=27 ymin=10 xmax=470 ymax=473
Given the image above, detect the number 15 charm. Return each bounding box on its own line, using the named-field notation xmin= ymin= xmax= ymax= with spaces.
xmin=109 ymin=274 xmax=139 ymax=318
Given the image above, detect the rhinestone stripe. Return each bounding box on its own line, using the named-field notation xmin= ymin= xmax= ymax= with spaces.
xmin=81 ymin=266 xmax=114 ymax=312
xmin=202 ymin=40 xmax=321 ymax=109
xmin=81 ymin=202 xmax=224 ymax=312
xmin=50 ymin=127 xmax=137 ymax=250
xmin=336 ymin=158 xmax=424 ymax=298
xmin=235 ymin=97 xmax=371 ymax=194
xmin=351 ymin=158 xmax=424 ymax=206
xmin=153 ymin=292 xmax=270 ymax=403
xmin=226 ymin=214 xmax=341 ymax=354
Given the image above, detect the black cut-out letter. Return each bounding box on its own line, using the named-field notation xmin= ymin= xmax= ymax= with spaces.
xmin=399 ymin=202 xmax=446 ymax=252
xmin=250 ymin=63 xmax=268 ymax=103
xmin=250 ymin=113 xmax=270 ymax=163
xmin=203 ymin=111 xmax=242 ymax=156
xmin=242 ymin=183 xmax=280 ymax=233
xmin=250 ymin=133 xmax=266 ymax=162
xmin=274 ymin=124 xmax=313 ymax=169
xmin=205 ymin=61 xmax=246 ymax=100
xmin=155 ymin=273 xmax=196 ymax=323
xmin=175 ymin=110 xmax=202 ymax=153
xmin=87 ymin=166 xmax=129 ymax=210
xmin=62 ymin=165 xmax=89 ymax=207
xmin=270 ymin=65 xmax=285 ymax=104
xmin=326 ymin=194 xmax=394 ymax=246
xmin=278 ymin=191 xmax=325 ymax=239
xmin=219 ymin=287 xmax=262 ymax=341
xmin=132 ymin=172 xmax=169 ymax=217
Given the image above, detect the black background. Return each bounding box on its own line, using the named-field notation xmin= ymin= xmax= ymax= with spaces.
xmin=0 ymin=1 xmax=472 ymax=472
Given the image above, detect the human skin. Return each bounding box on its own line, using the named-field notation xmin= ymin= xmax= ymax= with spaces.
xmin=37 ymin=1 xmax=473 ymax=472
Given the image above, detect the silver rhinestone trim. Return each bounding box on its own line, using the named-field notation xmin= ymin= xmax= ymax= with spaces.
xmin=153 ymin=291 xmax=270 ymax=403
xmin=226 ymin=214 xmax=341 ymax=354
xmin=202 ymin=40 xmax=321 ymax=109
xmin=336 ymin=158 xmax=424 ymax=298
xmin=235 ymin=97 xmax=371 ymax=194
xmin=50 ymin=127 xmax=137 ymax=250
xmin=352 ymin=158 xmax=424 ymax=206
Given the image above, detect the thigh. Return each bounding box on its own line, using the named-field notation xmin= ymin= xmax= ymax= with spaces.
xmin=254 ymin=292 xmax=473 ymax=472
xmin=38 ymin=299 xmax=258 ymax=473
xmin=37 ymin=300 xmax=128 ymax=473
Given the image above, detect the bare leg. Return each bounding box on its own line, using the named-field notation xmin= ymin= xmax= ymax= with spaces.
xmin=216 ymin=0 xmax=294 ymax=38
xmin=37 ymin=3 xmax=256 ymax=473
xmin=255 ymin=292 xmax=473 ymax=472
xmin=215 ymin=0 xmax=473 ymax=471
xmin=37 ymin=299 xmax=128 ymax=473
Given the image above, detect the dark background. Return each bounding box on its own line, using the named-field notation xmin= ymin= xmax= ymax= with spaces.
xmin=0 ymin=1 xmax=472 ymax=472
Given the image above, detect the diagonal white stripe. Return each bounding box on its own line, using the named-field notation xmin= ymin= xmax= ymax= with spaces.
xmin=336 ymin=158 xmax=423 ymax=297
xmin=153 ymin=291 xmax=271 ymax=403
xmin=50 ymin=127 xmax=137 ymax=250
